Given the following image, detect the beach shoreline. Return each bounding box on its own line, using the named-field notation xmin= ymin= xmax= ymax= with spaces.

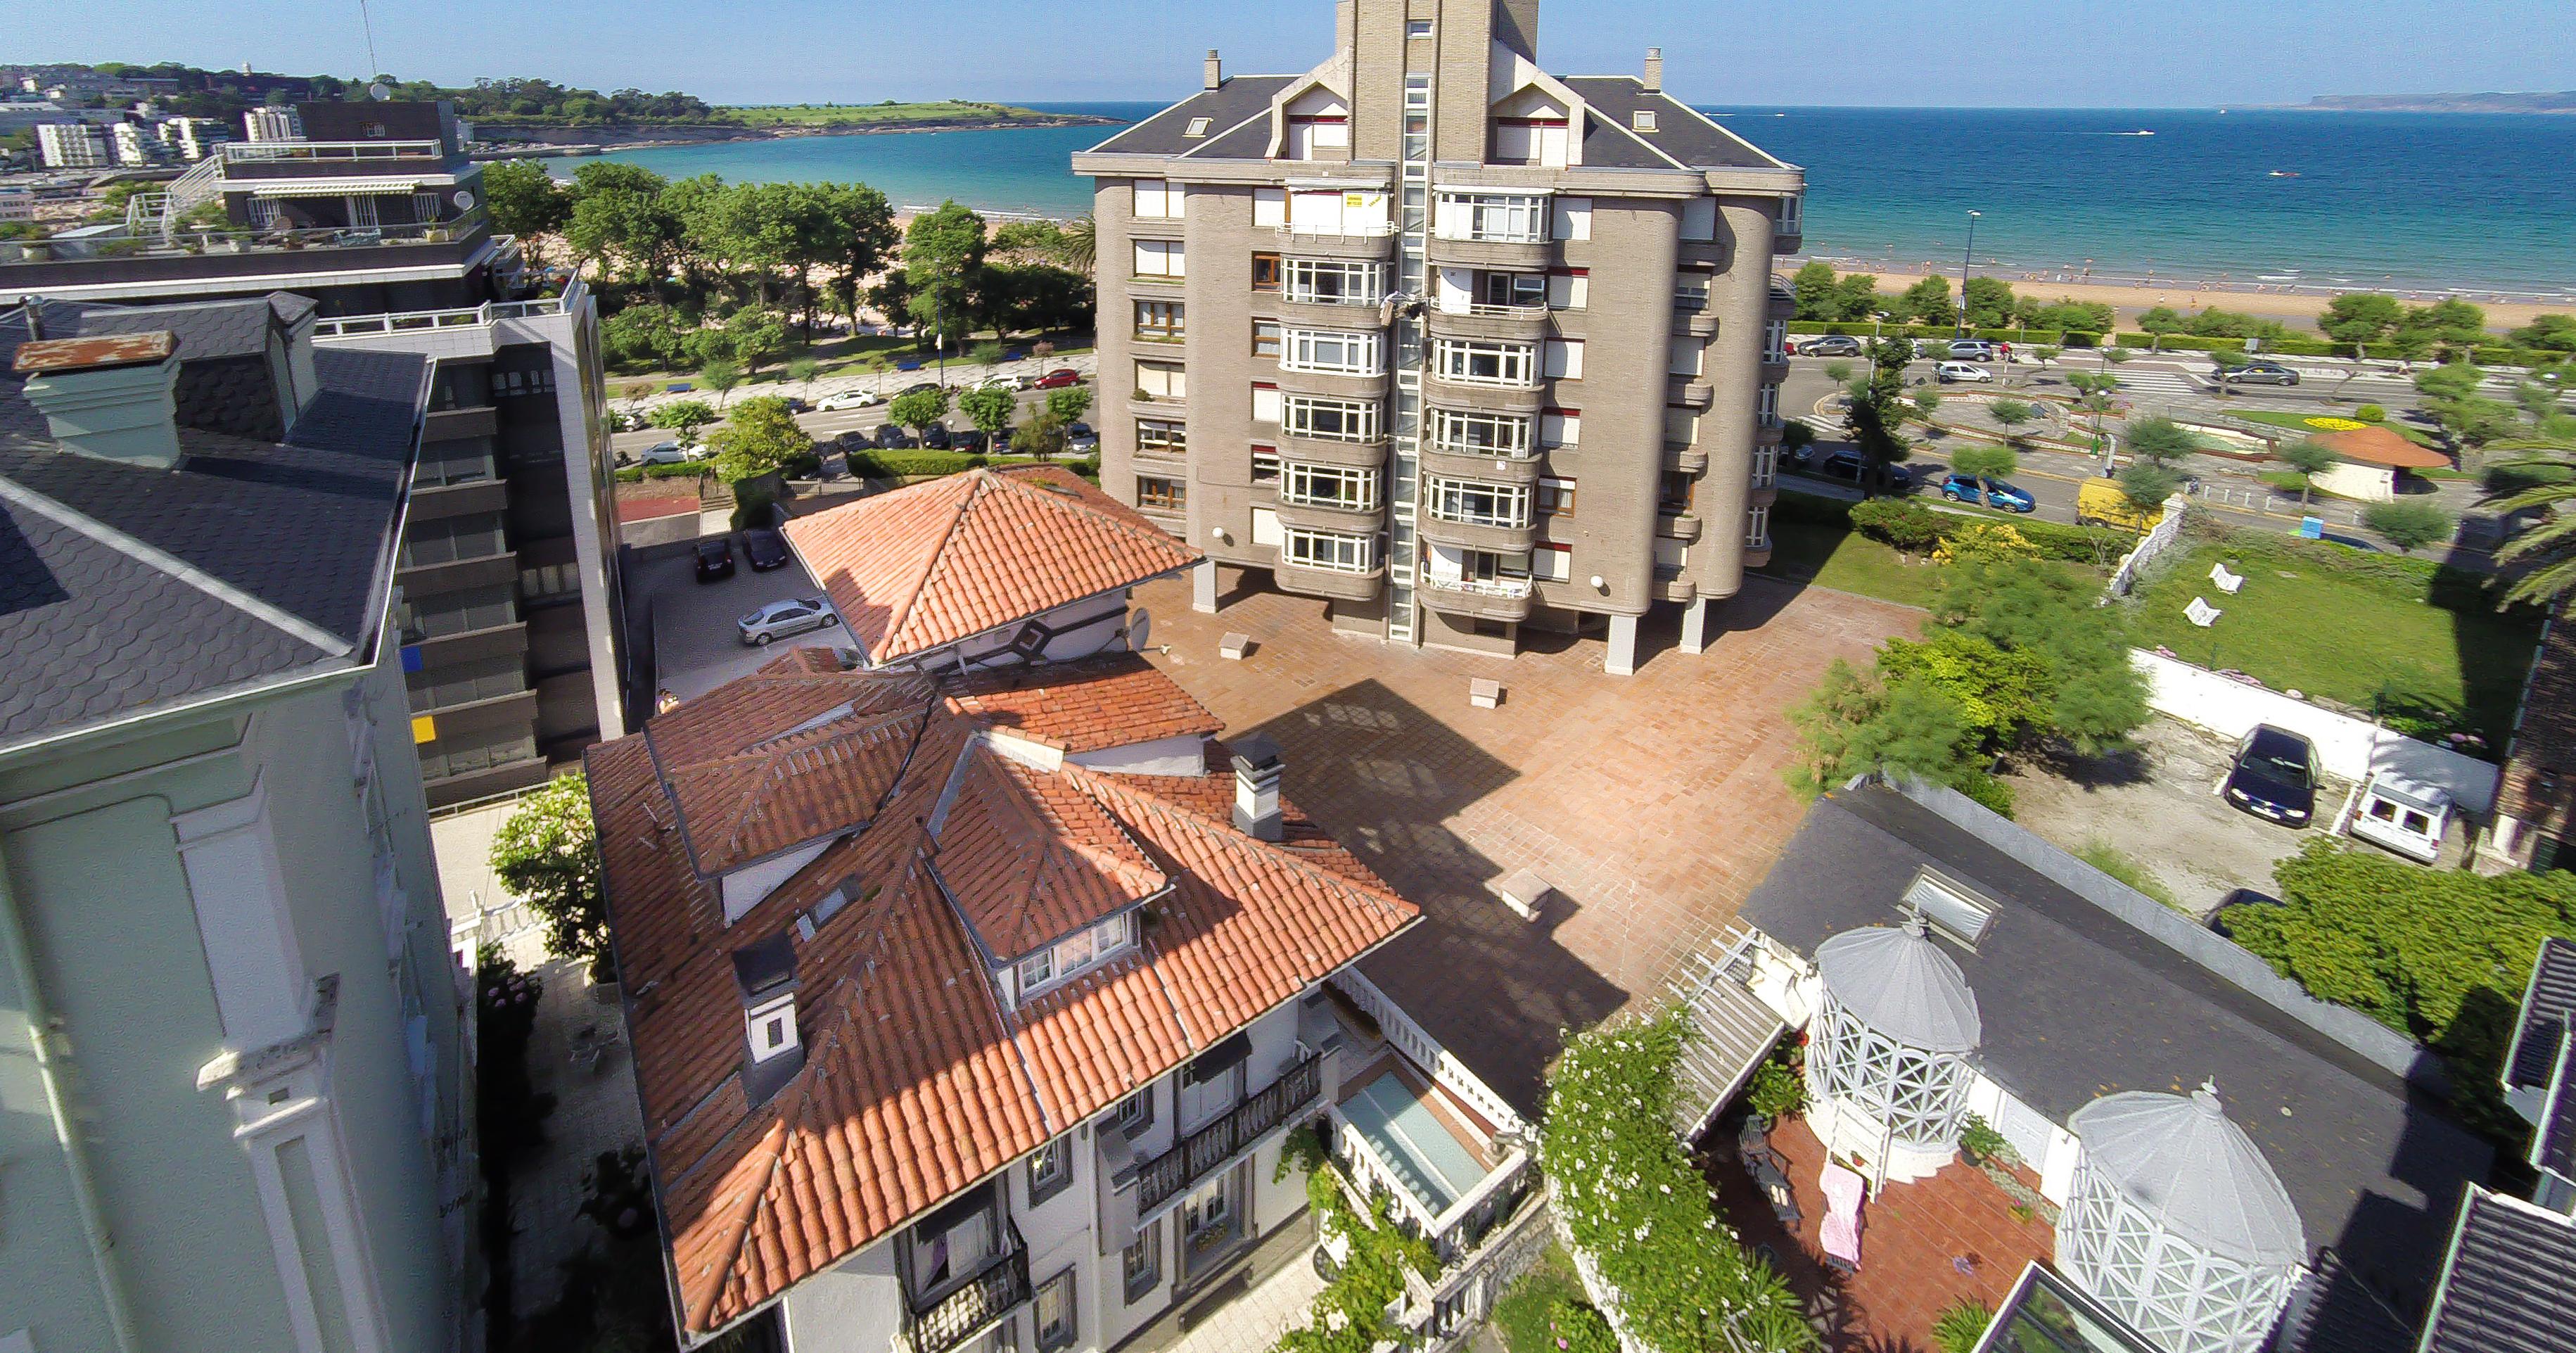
xmin=480 ymin=113 xmax=1121 ymax=156
xmin=1794 ymin=258 xmax=2570 ymax=328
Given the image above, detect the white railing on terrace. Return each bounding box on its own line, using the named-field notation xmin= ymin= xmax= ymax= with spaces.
xmin=1428 ymin=439 xmax=1536 ymax=459
xmin=314 ymin=276 xmax=583 ymax=340
xmin=1330 ymin=970 xmax=1526 ymax=1134
xmin=1424 ymin=573 xmax=1534 ymax=599
xmin=1275 ymin=223 xmax=1396 ymax=240
xmin=223 ymin=139 xmax=445 ymax=163
xmin=1282 ymin=288 xmax=1385 ymax=307
xmin=128 ymin=151 xmax=226 ymax=238
xmin=1447 ymin=303 xmax=1547 ymax=320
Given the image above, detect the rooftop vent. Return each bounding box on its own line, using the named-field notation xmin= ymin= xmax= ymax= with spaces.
xmin=732 ymin=932 xmax=804 ymax=1105
xmin=1231 ymin=732 xmax=1284 ymax=841
xmin=14 ymin=331 xmax=184 ymax=469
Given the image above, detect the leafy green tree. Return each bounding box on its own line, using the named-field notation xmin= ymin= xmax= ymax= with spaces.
xmin=2123 ymin=416 xmax=2202 ymax=467
xmin=2386 ymin=328 xmax=2440 ymax=367
xmin=1879 ymin=631 xmax=2052 ymax=746
xmin=601 ymin=303 xmax=687 ymax=370
xmin=2117 ymin=462 xmax=2181 ymax=511
xmin=2402 ymin=298 xmax=2487 ymax=348
xmin=649 ymin=399 xmax=716 ymax=440
xmin=888 ymin=385 xmax=953 ymax=434
xmin=563 ymin=163 xmax=681 ymax=281
xmin=1908 ymin=388 xmax=1944 ymax=423
xmin=1830 ymin=272 xmax=1882 ymax=322
xmin=706 ymin=395 xmax=812 ymax=483
xmin=2318 ymin=292 xmax=2403 ymax=357
xmin=481 ymin=159 xmax=569 ymax=262
xmin=2027 ymin=300 xmax=2115 ymax=336
xmin=1043 ymin=385 xmax=1094 ymax=426
xmin=2510 ymin=313 xmax=2576 ymax=352
xmin=1791 ymin=260 xmax=1842 ymax=322
xmin=1055 ymin=213 xmax=1097 ymax=273
xmin=2361 ymin=500 xmax=2454 ymax=554
xmin=786 ymin=355 xmax=821 ymax=395
xmin=1822 ymin=359 xmax=1855 ymax=386
xmin=1841 ymin=336 xmax=1915 ymax=493
xmin=1930 ymin=555 xmax=2149 ymax=754
xmin=904 ymin=201 xmax=990 ymax=353
xmin=2101 ymin=346 xmax=2133 ymax=367
xmin=490 ymin=775 xmax=607 ymax=972
xmin=698 ymin=357 xmax=744 ymax=407
xmin=969 ymin=340 xmax=1007 ymax=367
xmin=2136 ymin=306 xmax=2188 ymax=352
xmin=1787 ymin=661 xmax=1975 ymax=800
xmin=957 ymin=383 xmax=1017 ymax=439
xmin=720 ymin=306 xmax=790 ymax=377
xmin=1961 ymin=277 xmax=2017 ymax=330
xmin=1984 ymin=400 xmax=2036 ymax=444
xmin=1897 ymin=276 xmax=1958 ymax=328
xmin=2274 ymin=438 xmax=2340 ymax=507
xmin=1949 ymin=443 xmax=2020 ymax=489
xmin=2416 ymin=361 xmax=2515 ymax=447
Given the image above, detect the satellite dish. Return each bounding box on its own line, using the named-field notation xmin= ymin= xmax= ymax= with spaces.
xmin=369 ymin=82 xmax=392 ymax=102
xmin=1129 ymin=609 xmax=1152 ymax=652
xmin=451 ymin=189 xmax=476 ymax=210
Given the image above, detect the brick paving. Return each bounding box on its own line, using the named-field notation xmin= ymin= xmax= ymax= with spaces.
xmin=1133 ymin=569 xmax=1922 ymax=1112
xmin=1708 ymin=1115 xmax=2055 ymax=1352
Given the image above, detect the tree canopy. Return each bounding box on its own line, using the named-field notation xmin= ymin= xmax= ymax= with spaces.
xmin=706 ymin=395 xmax=812 ymax=483
xmin=490 ymin=774 xmax=608 ymax=972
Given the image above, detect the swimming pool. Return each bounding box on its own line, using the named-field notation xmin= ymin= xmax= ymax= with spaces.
xmin=1339 ymin=1070 xmax=1490 ymax=1217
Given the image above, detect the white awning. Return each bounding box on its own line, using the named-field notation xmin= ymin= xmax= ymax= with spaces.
xmin=243 ymin=177 xmax=429 ymax=198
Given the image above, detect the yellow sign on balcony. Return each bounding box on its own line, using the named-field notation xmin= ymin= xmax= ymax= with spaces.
xmin=412 ymin=714 xmax=437 ymax=745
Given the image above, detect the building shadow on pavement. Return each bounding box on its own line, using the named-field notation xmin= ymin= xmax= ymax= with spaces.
xmin=1240 ymin=678 xmax=1628 ymax=1116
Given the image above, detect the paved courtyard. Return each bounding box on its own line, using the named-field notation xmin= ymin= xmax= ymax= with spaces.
xmin=1133 ymin=569 xmax=1922 ymax=1112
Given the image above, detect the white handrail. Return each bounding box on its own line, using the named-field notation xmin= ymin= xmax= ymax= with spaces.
xmin=223 ymin=139 xmax=443 ymax=162
xmin=1328 ymin=970 xmax=1525 ymax=1134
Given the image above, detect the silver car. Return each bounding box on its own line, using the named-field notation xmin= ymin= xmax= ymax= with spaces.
xmin=737 ymin=596 xmax=840 ymax=646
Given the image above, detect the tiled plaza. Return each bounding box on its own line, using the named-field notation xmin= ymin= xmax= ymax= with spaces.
xmin=1134 ymin=569 xmax=1921 ymax=1112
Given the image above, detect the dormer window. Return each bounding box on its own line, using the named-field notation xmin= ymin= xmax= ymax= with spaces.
xmin=1014 ymin=910 xmax=1140 ymax=1001
xmin=732 ymin=931 xmax=804 ymax=1103
xmin=1184 ymin=117 xmax=1212 ymax=139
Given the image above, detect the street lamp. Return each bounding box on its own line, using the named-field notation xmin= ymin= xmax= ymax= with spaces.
xmin=1958 ymin=210 xmax=1980 ymax=337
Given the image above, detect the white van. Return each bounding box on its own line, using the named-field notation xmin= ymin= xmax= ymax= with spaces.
xmin=2345 ymin=772 xmax=2451 ymax=864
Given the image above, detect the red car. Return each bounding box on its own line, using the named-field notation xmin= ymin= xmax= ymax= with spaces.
xmin=1033 ymin=368 xmax=1083 ymax=389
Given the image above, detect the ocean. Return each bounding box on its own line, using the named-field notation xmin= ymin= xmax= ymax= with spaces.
xmin=540 ymin=103 xmax=2576 ymax=298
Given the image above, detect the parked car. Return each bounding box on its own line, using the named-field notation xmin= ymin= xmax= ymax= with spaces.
xmin=737 ymin=597 xmax=841 ymax=646
xmin=1033 ymin=368 xmax=1083 ymax=389
xmin=692 ymin=535 xmax=735 ymax=583
xmin=632 ymin=440 xmax=708 ymax=467
xmin=2217 ymin=361 xmax=2300 ymax=386
xmin=1064 ymin=422 xmax=1100 ymax=453
xmin=921 ymin=423 xmax=953 ymax=450
xmin=2222 ymin=725 xmax=2321 ymax=827
xmin=874 ymin=423 xmax=917 ymax=450
xmin=1947 ymin=339 xmax=2000 ymax=362
xmin=898 ymin=381 xmax=942 ymax=398
xmin=1935 ymin=362 xmax=1995 ymax=384
xmin=742 ymin=528 xmax=792 ymax=572
xmin=1804 ymin=449 xmax=1913 ymax=491
xmin=778 ymin=396 xmax=810 ymax=413
xmin=2074 ymin=476 xmax=2167 ymax=533
xmin=1939 ymin=473 xmax=2035 ymax=512
xmin=953 ymin=428 xmax=990 ymax=455
xmin=1796 ymin=334 xmax=1863 ymax=358
xmin=815 ymin=389 xmax=884 ymax=412
xmin=2346 ymin=772 xmax=2453 ymax=863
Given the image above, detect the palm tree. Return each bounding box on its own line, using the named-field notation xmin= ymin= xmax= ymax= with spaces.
xmin=1057 ymin=214 xmax=1097 ymax=274
xmin=2492 ymin=452 xmax=2576 ymax=604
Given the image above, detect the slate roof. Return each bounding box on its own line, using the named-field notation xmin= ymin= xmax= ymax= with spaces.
xmin=2534 ymin=1034 xmax=2576 ymax=1181
xmin=0 ymin=300 xmax=426 ymax=751
xmin=2418 ymin=1187 xmax=2576 ymax=1353
xmin=1740 ymin=786 xmax=2489 ymax=1320
xmin=2507 ymin=937 xmax=2576 ymax=1090
xmin=1083 ymin=76 xmax=1300 ymax=158
xmin=589 ymin=651 xmax=1415 ymax=1340
xmin=2499 ymin=607 xmax=2576 ymax=837
xmin=781 ymin=466 xmax=1200 ymax=668
xmin=1558 ymin=79 xmax=1789 ymax=172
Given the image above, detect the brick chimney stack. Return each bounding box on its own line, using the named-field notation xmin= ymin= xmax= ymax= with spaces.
xmin=1643 ymin=47 xmax=1664 ymax=93
xmin=1204 ymin=50 xmax=1224 ymax=91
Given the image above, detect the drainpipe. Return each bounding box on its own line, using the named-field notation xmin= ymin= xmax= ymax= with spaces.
xmin=0 ymin=839 xmax=144 ymax=1353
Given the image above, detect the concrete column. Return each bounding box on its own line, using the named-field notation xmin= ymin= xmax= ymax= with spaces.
xmin=1605 ymin=613 xmax=1640 ymax=676
xmin=1192 ymin=559 xmax=1219 ymax=614
xmin=1680 ymin=596 xmax=1711 ymax=654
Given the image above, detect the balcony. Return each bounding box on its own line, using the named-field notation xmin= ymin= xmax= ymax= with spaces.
xmin=1428 ymin=233 xmax=1552 ymax=272
xmin=1664 ymin=443 xmax=1709 ymax=475
xmin=1674 ymin=310 xmax=1722 ymax=340
xmin=1768 ymin=280 xmax=1798 ymax=319
xmin=1273 ymin=224 xmax=1395 ymax=259
xmin=1137 ymin=1050 xmax=1325 ymax=1214
xmin=1275 ymin=498 xmax=1384 ymax=533
xmin=1 ymin=212 xmax=492 ymax=286
xmin=1671 ymin=379 xmax=1714 ymax=410
xmin=1422 ymin=445 xmax=1541 ymax=485
xmin=1273 ymin=364 xmax=1391 ymax=400
xmin=896 ymin=1221 xmax=1032 ymax=1353
xmin=1419 ymin=512 xmax=1537 ymax=554
xmin=1420 ymin=573 xmax=1535 ymax=623
xmin=1275 ymin=555 xmax=1385 ymax=604
xmin=1275 ymin=431 xmax=1389 ymax=470
xmin=1659 ymin=513 xmax=1703 ymax=543
xmin=1427 ymin=303 xmax=1550 ymax=344
xmin=1653 ymin=567 xmax=1695 ymax=602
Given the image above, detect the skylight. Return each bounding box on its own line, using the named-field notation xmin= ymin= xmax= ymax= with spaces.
xmin=1632 ymin=110 xmax=1659 ymax=133
xmin=1184 ymin=117 xmax=1213 ymax=138
xmin=1904 ymin=868 xmax=1995 ymax=949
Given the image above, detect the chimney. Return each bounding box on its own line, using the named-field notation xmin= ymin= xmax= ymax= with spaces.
xmin=1643 ymin=48 xmax=1664 ymax=94
xmin=271 ymin=303 xmax=320 ymax=435
xmin=732 ymin=932 xmax=804 ymax=1105
xmin=1204 ymin=49 xmax=1224 ymax=91
xmin=15 ymin=331 xmax=184 ymax=469
xmin=1230 ymin=732 xmax=1284 ymax=841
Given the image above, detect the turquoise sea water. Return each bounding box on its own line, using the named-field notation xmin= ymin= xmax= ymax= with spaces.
xmin=542 ymin=102 xmax=2576 ymax=297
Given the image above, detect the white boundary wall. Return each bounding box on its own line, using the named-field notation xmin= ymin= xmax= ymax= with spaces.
xmin=2131 ymin=649 xmax=2502 ymax=814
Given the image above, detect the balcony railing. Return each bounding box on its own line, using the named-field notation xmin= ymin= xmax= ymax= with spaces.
xmin=1427 ymin=439 xmax=1537 ymax=460
xmin=1447 ymin=303 xmax=1547 ymax=320
xmin=1283 ymin=289 xmax=1386 ymax=307
xmin=3 ymin=211 xmax=485 ymax=267
xmin=898 ymin=1220 xmax=1032 ymax=1353
xmin=1424 ymin=573 xmax=1533 ymax=599
xmin=224 ymin=139 xmax=446 ymax=163
xmin=314 ymin=292 xmax=573 ymax=338
xmin=1137 ymin=1050 xmax=1322 ymax=1213
xmin=1275 ymin=223 xmax=1396 ymax=241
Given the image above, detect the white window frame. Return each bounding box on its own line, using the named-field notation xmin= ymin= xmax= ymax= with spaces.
xmin=1280 ymin=327 xmax=1383 ymax=376
xmin=1132 ymin=239 xmax=1185 ymax=278
xmin=1426 ymin=476 xmax=1532 ymax=528
xmin=1028 ymin=1136 xmax=1074 ymax=1207
xmin=1436 ymin=192 xmax=1547 ymax=243
xmin=1134 ymin=360 xmax=1187 ymax=401
xmin=1283 ymin=258 xmax=1385 ymax=306
xmin=1282 ymin=395 xmax=1380 ymax=443
xmin=1747 ymin=503 xmax=1773 ymax=547
xmin=1280 ymin=462 xmax=1381 ymax=512
xmin=1428 ymin=407 xmax=1533 ymax=457
xmin=1133 ymin=179 xmax=1185 ymax=220
xmin=1633 ymin=109 xmax=1659 ymax=133
xmin=1757 ymin=383 xmax=1780 ymax=428
xmin=1282 ymin=528 xmax=1376 ymax=573
xmin=1765 ymin=318 xmax=1790 ymax=362
xmin=1752 ymin=443 xmax=1778 ymax=488
xmin=746 ymin=993 xmax=798 ymax=1063
xmin=1136 ymin=418 xmax=1187 ymax=455
xmin=1014 ymin=912 xmax=1137 ymax=1001
xmin=1432 ymin=338 xmax=1536 ymax=388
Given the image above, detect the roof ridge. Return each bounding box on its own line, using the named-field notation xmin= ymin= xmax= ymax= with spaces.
xmin=873 ymin=473 xmax=987 ymax=659
xmin=990 ymin=466 xmax=1196 ymax=554
xmin=0 ymin=469 xmax=355 ymax=657
xmin=1065 ymin=764 xmax=1412 ymax=920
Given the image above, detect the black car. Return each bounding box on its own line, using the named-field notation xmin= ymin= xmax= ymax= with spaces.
xmin=2218 ymin=361 xmax=2300 ymax=386
xmin=1798 ymin=334 xmax=1864 ymax=357
xmin=2223 ymin=724 xmax=2321 ymax=826
xmin=693 ymin=535 xmax=736 ymax=583
xmin=1804 ymin=448 xmax=1914 ymax=492
xmin=874 ymin=423 xmax=917 ymax=450
xmin=742 ymin=528 xmax=792 ymax=572
xmin=953 ymin=428 xmax=989 ymax=455
xmin=921 ymin=423 xmax=953 ymax=450
xmin=898 ymin=381 xmax=942 ymax=399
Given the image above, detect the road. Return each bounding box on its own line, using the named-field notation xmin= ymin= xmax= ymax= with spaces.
xmin=608 ymin=382 xmax=1086 ymax=461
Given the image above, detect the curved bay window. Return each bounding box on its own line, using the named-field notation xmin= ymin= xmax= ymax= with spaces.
xmin=1282 ymin=395 xmax=1380 ymax=443
xmin=1424 ymin=476 xmax=1531 ymax=529
xmin=1280 ymin=463 xmax=1381 ymax=512
xmin=1432 ymin=339 xmax=1536 ymax=388
xmin=1427 ymin=407 xmax=1534 ymax=458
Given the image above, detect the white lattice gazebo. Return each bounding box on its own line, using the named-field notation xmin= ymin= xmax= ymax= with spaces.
xmin=2055 ymin=1084 xmax=2307 ymax=1353
xmin=1803 ymin=919 xmax=1982 ymax=1186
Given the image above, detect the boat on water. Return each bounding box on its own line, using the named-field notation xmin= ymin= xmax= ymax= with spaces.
xmin=2269 ymin=170 xmax=2302 ymax=178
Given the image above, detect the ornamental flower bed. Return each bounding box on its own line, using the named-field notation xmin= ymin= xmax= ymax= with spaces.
xmin=1540 ymin=1011 xmax=1816 ymax=1353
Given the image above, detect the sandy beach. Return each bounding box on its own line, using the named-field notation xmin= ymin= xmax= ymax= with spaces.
xmin=1800 ymin=261 xmax=2569 ymax=330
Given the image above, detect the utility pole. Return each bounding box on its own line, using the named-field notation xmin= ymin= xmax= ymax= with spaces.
xmin=1958 ymin=210 xmax=1980 ymax=337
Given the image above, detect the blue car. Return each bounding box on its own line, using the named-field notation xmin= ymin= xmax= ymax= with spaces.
xmin=1939 ymin=473 xmax=2036 ymax=513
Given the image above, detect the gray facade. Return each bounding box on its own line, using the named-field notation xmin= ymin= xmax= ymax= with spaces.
xmin=1075 ymin=0 xmax=1802 ymax=671
xmin=0 ymin=101 xmax=630 ymax=806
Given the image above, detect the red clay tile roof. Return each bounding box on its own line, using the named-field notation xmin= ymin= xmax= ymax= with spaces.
xmin=2317 ymin=426 xmax=2451 ymax=470
xmin=948 ymin=652 xmax=1224 ymax=752
xmin=781 ymin=466 xmax=1202 ymax=666
xmin=588 ymin=654 xmax=1413 ymax=1340
xmin=2503 ymin=606 xmax=2576 ymax=834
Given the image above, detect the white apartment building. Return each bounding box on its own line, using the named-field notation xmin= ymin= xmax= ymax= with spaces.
xmin=36 ymin=121 xmax=112 ymax=169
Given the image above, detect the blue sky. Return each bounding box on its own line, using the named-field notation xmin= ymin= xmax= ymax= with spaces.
xmin=18 ymin=0 xmax=2576 ymax=107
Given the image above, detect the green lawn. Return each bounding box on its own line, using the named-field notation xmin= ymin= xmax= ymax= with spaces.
xmin=1491 ymin=1246 xmax=1588 ymax=1353
xmin=2125 ymin=539 xmax=2538 ymax=747
xmin=721 ymin=101 xmax=1061 ymax=127
xmin=1760 ymin=518 xmax=1947 ymax=606
xmin=2233 ymin=408 xmax=2440 ymax=447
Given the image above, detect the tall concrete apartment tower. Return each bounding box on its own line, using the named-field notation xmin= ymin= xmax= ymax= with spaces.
xmin=1 ymin=100 xmax=630 ymax=804
xmin=1076 ymin=0 xmax=1803 ymax=672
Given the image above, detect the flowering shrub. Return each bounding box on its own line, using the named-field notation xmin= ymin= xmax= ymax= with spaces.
xmin=1540 ymin=1011 xmax=1816 ymax=1353
xmin=2302 ymin=416 xmax=2368 ymax=432
xmin=1275 ymin=1169 xmax=1439 ymax=1353
xmin=1550 ymin=1300 xmax=1619 ymax=1353
xmin=1932 ymin=521 xmax=2040 ymax=566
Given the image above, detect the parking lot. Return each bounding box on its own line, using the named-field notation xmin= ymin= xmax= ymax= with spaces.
xmin=638 ymin=540 xmax=839 ymax=702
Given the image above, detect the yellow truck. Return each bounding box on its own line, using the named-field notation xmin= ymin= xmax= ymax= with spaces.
xmin=2075 ymin=477 xmax=2169 ymax=533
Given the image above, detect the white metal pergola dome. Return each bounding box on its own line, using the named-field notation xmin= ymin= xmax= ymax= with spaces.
xmin=2055 ymin=1084 xmax=2307 ymax=1353
xmin=1804 ymin=920 xmax=1982 ymax=1151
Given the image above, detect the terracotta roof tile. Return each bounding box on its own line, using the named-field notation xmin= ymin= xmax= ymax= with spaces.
xmin=589 ymin=655 xmax=1414 ymax=1340
xmin=948 ymin=652 xmax=1224 ymax=753
xmin=782 ymin=467 xmax=1201 ymax=666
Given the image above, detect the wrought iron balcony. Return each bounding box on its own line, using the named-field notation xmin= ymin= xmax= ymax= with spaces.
xmin=898 ymin=1220 xmax=1032 ymax=1353
xmin=1137 ymin=1050 xmax=1322 ymax=1213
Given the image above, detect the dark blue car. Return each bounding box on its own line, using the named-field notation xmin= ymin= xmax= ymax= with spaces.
xmin=1939 ymin=473 xmax=2036 ymax=513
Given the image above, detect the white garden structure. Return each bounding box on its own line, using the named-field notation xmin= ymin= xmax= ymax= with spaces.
xmin=1802 ymin=918 xmax=1982 ymax=1189
xmin=2055 ymin=1084 xmax=2307 ymax=1353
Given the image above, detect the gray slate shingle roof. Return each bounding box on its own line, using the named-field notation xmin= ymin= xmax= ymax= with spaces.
xmin=0 ymin=302 xmax=425 ymax=750
xmin=1559 ymin=79 xmax=1787 ymax=172
xmin=1085 ymin=77 xmax=1299 ymax=158
xmin=2509 ymin=937 xmax=2576 ymax=1089
xmin=2418 ymin=1188 xmax=2576 ymax=1353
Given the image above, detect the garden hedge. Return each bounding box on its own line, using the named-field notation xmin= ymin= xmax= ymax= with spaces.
xmin=1778 ymin=489 xmax=2131 ymax=563
xmin=844 ymin=449 xmax=1104 ymax=481
xmin=611 ymin=463 xmax=711 ymax=483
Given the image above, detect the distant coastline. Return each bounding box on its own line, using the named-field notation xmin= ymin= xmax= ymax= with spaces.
xmin=2299 ymin=91 xmax=2576 ymax=115
xmin=478 ymin=112 xmax=1121 ymax=155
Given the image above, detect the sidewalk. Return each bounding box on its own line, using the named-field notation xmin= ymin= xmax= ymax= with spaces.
xmin=612 ymin=347 xmax=1100 ymax=416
